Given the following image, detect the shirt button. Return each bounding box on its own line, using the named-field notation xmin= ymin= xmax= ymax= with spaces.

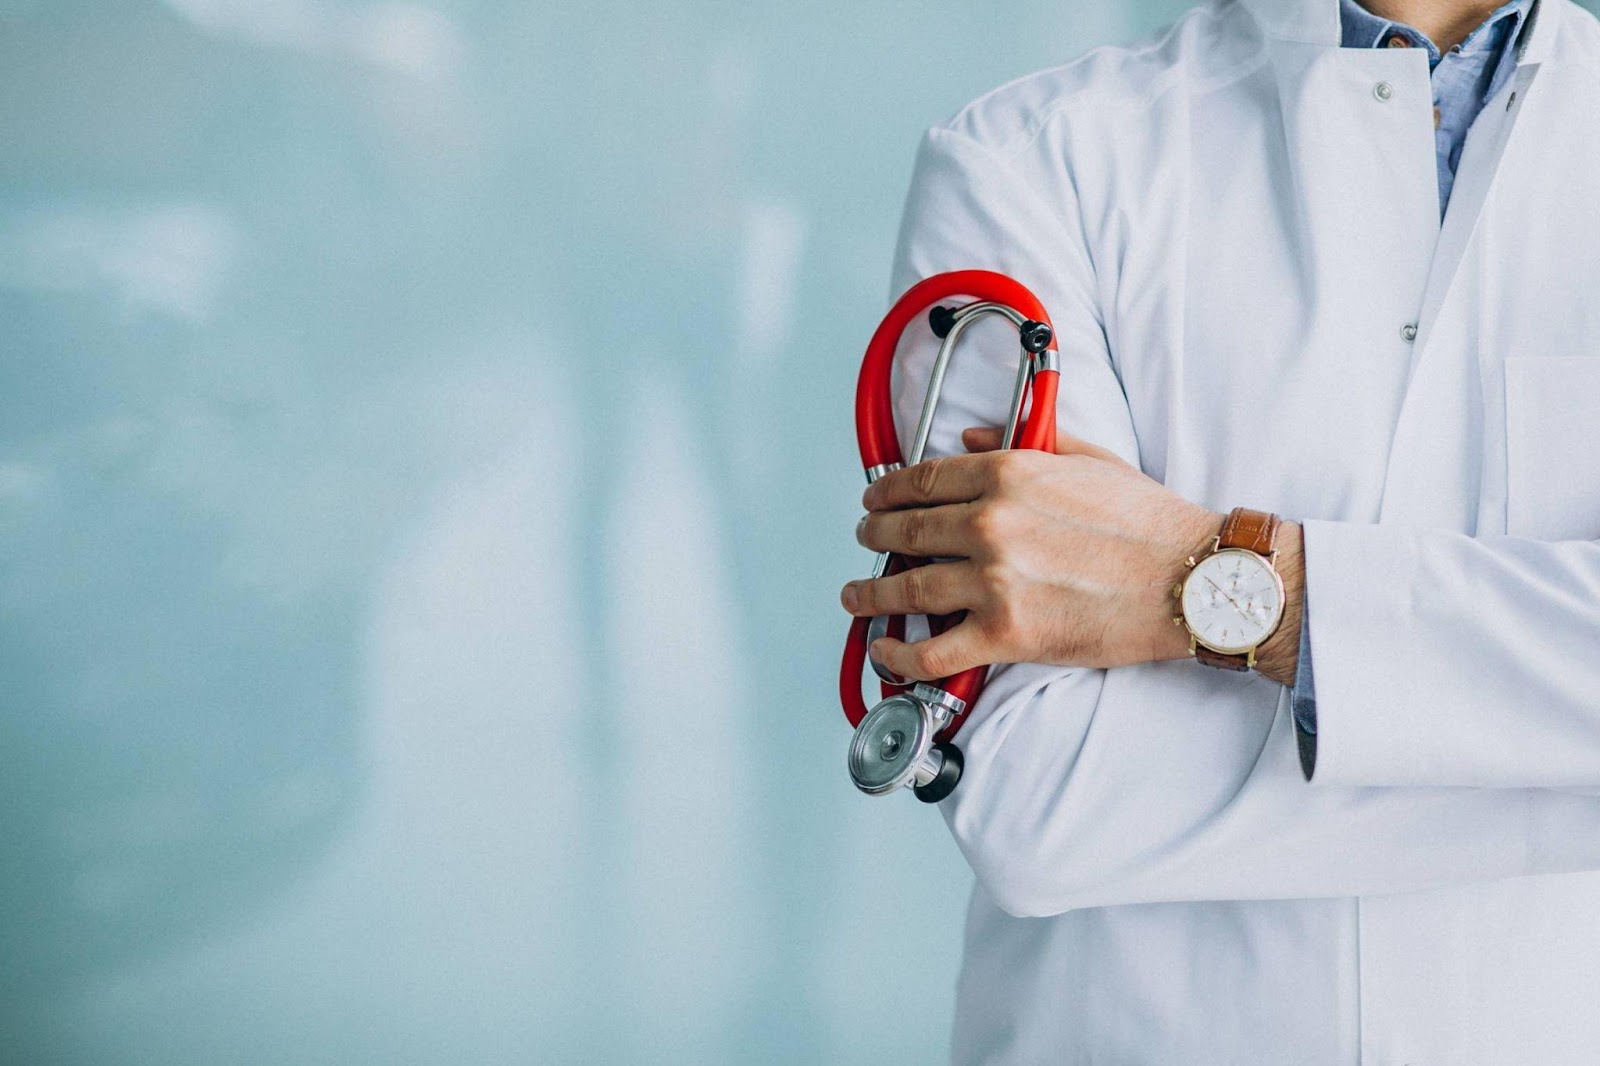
xmin=1374 ymin=81 xmax=1394 ymax=101
xmin=1401 ymin=323 xmax=1418 ymax=343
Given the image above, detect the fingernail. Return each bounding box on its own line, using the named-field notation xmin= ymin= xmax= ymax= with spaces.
xmin=868 ymin=639 xmax=885 ymax=662
xmin=855 ymin=515 xmax=868 ymax=545
xmin=841 ymin=582 xmax=859 ymax=612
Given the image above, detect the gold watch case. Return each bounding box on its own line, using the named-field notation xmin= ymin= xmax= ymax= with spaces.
xmin=1171 ymin=538 xmax=1286 ymax=662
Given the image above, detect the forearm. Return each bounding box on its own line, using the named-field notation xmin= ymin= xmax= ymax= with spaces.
xmin=1300 ymin=519 xmax=1600 ymax=789
xmin=944 ymin=514 xmax=1600 ymax=915
xmin=946 ymin=653 xmax=1600 ymax=916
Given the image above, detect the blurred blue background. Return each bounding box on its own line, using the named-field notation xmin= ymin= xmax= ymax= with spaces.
xmin=0 ymin=0 xmax=1271 ymax=1062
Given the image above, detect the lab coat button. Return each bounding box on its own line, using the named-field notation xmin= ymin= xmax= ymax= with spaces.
xmin=1374 ymin=81 xmax=1394 ymax=101
xmin=1401 ymin=323 xmax=1418 ymax=343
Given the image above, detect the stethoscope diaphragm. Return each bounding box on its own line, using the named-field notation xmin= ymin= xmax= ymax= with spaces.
xmin=846 ymin=687 xmax=965 ymax=803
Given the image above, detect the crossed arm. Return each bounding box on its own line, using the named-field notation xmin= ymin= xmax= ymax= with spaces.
xmin=853 ymin=122 xmax=1600 ymax=917
xmin=842 ymin=424 xmax=1307 ymax=687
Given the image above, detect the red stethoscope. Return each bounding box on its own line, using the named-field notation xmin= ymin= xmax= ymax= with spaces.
xmin=840 ymin=270 xmax=1059 ymax=801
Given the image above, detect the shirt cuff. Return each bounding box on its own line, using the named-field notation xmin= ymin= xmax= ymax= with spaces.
xmin=1290 ymin=608 xmax=1318 ymax=780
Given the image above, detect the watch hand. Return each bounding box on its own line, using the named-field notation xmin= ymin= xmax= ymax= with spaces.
xmin=1204 ymin=576 xmax=1256 ymax=623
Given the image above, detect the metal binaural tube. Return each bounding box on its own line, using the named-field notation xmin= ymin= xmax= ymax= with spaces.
xmin=1000 ymin=346 xmax=1032 ymax=451
xmin=907 ymin=302 xmax=1030 ymax=467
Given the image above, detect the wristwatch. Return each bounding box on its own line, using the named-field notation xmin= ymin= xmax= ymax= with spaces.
xmin=1175 ymin=507 xmax=1286 ymax=671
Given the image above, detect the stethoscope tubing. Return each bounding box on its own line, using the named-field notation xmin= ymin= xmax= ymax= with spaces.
xmin=842 ymin=270 xmax=1059 ymax=740
xmin=854 ymin=270 xmax=1058 ymax=468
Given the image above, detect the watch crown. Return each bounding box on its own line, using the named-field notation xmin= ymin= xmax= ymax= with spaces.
xmin=1171 ymin=583 xmax=1183 ymax=598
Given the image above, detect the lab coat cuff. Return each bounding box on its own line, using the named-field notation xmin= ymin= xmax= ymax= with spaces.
xmin=1296 ymin=519 xmax=1425 ymax=787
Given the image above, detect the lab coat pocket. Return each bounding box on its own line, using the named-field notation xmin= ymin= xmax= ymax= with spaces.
xmin=1504 ymin=355 xmax=1600 ymax=541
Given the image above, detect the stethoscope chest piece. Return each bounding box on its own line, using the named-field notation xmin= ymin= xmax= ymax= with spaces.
xmin=847 ymin=685 xmax=965 ymax=803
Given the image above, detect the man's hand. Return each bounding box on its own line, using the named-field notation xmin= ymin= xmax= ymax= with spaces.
xmin=840 ymin=426 xmax=1302 ymax=684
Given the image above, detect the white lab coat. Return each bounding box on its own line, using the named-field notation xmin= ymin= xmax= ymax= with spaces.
xmin=889 ymin=0 xmax=1600 ymax=1061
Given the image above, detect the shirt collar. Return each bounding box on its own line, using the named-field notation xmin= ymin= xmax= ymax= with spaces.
xmin=1340 ymin=0 xmax=1398 ymax=50
xmin=1239 ymin=0 xmax=1556 ymax=63
xmin=1338 ymin=0 xmax=1533 ymax=58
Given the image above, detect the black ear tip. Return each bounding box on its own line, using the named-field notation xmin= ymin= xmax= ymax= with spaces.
xmin=913 ymin=742 xmax=964 ymax=804
xmin=1020 ymin=320 xmax=1053 ymax=354
xmin=928 ymin=305 xmax=958 ymax=339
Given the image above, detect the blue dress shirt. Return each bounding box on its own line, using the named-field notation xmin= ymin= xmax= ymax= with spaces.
xmin=1290 ymin=0 xmax=1532 ymax=778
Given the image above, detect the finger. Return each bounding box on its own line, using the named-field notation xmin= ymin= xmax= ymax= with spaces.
xmin=868 ymin=619 xmax=989 ymax=682
xmin=961 ymin=426 xmax=1005 ymax=453
xmin=862 ymin=453 xmax=1000 ymax=511
xmin=857 ymin=503 xmax=978 ymax=557
xmin=1052 ymin=430 xmax=1130 ymax=465
xmin=841 ymin=561 xmax=977 ymax=618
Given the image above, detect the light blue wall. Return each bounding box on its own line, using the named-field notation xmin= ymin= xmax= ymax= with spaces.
xmin=4 ymin=1 xmax=1584 ymax=1063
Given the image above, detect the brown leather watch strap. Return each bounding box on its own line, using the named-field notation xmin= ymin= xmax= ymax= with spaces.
xmin=1195 ymin=643 xmax=1253 ymax=671
xmin=1193 ymin=508 xmax=1281 ymax=672
xmin=1217 ymin=507 xmax=1281 ymax=555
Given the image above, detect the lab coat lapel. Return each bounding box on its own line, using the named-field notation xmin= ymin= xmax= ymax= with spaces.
xmin=1406 ymin=0 xmax=1558 ymax=362
xmin=1265 ymin=39 xmax=1438 ymax=313
xmin=1375 ymin=3 xmax=1557 ymax=531
xmin=1407 ymin=66 xmax=1540 ymax=358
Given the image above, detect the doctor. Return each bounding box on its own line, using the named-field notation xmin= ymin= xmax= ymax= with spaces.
xmin=840 ymin=0 xmax=1600 ymax=1061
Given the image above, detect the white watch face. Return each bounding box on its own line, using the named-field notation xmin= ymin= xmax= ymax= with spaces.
xmin=1182 ymin=548 xmax=1285 ymax=655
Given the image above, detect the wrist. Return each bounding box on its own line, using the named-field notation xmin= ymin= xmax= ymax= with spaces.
xmin=1164 ymin=510 xmax=1304 ymax=681
xmin=1153 ymin=507 xmax=1229 ymax=662
xmin=1252 ymin=519 xmax=1304 ymax=685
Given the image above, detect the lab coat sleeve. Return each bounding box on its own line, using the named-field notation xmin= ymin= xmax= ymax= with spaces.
xmin=1301 ymin=522 xmax=1600 ymax=790
xmin=891 ymin=123 xmax=1600 ymax=917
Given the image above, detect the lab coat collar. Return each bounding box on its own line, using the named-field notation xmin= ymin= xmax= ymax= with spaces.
xmin=1238 ymin=0 xmax=1560 ymax=63
xmin=1237 ymin=0 xmax=1340 ymax=46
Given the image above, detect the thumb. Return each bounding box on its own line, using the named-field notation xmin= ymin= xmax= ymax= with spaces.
xmin=961 ymin=426 xmax=1006 ymax=453
xmin=1053 ymin=429 xmax=1131 ymax=465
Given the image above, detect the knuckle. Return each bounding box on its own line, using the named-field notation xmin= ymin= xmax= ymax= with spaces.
xmin=977 ymin=565 xmax=1022 ymax=634
xmin=900 ymin=566 xmax=930 ymax=608
xmin=986 ymin=452 xmax=1017 ymax=491
xmin=967 ymin=505 xmax=997 ymax=544
xmin=910 ymin=461 xmax=941 ymax=500
xmin=988 ymin=450 xmax=1034 ymax=491
xmin=901 ymin=509 xmax=928 ymax=554
xmin=968 ymin=503 xmax=1009 ymax=548
xmin=976 ymin=559 xmax=1011 ymax=592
